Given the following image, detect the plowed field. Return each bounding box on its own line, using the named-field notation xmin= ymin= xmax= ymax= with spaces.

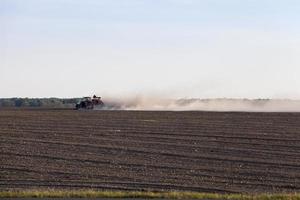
xmin=1 ymin=109 xmax=300 ymax=193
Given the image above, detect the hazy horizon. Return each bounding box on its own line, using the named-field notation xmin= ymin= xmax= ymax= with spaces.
xmin=1 ymin=0 xmax=300 ymax=99
xmin=2 ymin=96 xmax=300 ymax=112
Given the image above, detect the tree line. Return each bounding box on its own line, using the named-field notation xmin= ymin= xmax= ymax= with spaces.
xmin=0 ymin=98 xmax=80 ymax=108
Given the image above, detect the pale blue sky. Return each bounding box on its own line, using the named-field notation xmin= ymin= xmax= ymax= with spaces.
xmin=1 ymin=0 xmax=300 ymax=98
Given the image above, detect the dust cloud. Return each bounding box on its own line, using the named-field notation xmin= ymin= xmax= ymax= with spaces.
xmin=97 ymin=96 xmax=300 ymax=112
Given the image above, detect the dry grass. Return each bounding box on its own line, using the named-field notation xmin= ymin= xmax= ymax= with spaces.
xmin=1 ymin=190 xmax=300 ymax=199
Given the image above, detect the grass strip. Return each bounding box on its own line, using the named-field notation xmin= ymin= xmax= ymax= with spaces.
xmin=1 ymin=190 xmax=300 ymax=199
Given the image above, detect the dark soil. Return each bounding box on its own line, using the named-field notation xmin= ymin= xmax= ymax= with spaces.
xmin=1 ymin=109 xmax=300 ymax=193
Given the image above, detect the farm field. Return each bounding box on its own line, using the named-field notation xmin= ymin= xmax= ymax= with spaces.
xmin=1 ymin=109 xmax=300 ymax=194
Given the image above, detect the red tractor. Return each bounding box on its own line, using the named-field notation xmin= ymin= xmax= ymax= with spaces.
xmin=75 ymin=95 xmax=104 ymax=110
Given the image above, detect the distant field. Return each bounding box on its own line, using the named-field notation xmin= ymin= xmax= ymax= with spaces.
xmin=1 ymin=109 xmax=300 ymax=193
